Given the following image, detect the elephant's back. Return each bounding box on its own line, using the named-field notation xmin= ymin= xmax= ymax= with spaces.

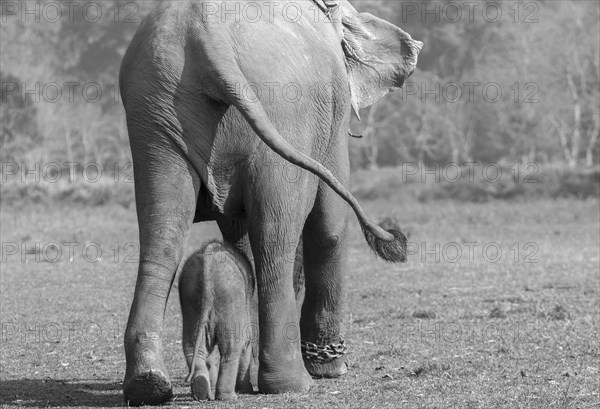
xmin=120 ymin=1 xmax=352 ymax=221
xmin=231 ymin=3 xmax=347 ymax=87
xmin=121 ymin=1 xmax=348 ymax=100
xmin=180 ymin=242 xmax=251 ymax=304
xmin=202 ymin=242 xmax=253 ymax=315
xmin=119 ymin=2 xmax=193 ymax=99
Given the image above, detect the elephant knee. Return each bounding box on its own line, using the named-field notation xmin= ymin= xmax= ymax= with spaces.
xmin=304 ymin=231 xmax=346 ymax=265
xmin=319 ymin=232 xmax=345 ymax=249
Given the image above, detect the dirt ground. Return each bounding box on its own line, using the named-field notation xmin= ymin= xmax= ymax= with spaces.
xmin=1 ymin=198 xmax=598 ymax=408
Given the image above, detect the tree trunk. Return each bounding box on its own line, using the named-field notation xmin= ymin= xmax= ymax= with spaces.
xmin=567 ymin=73 xmax=581 ymax=169
xmin=81 ymin=122 xmax=88 ymax=162
xmin=366 ymin=141 xmax=379 ymax=171
xmin=586 ymin=111 xmax=600 ymax=167
xmin=528 ymin=144 xmax=536 ymax=163
xmin=570 ymin=103 xmax=581 ymax=169
xmin=451 ymin=147 xmax=460 ymax=164
xmin=550 ymin=117 xmax=572 ymax=166
xmin=65 ymin=126 xmax=74 ymax=182
xmin=362 ymin=104 xmax=379 ymax=170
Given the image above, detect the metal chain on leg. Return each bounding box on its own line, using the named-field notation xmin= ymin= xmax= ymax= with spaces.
xmin=301 ymin=340 xmax=348 ymax=363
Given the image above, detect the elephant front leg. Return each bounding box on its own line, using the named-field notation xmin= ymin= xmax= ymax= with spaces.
xmin=248 ymin=220 xmax=313 ymax=394
xmin=301 ymin=192 xmax=349 ymax=378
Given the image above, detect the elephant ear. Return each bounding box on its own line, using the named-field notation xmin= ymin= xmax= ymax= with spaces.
xmin=339 ymin=2 xmax=423 ymax=115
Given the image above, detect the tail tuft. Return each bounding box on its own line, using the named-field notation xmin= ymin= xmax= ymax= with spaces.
xmin=362 ymin=222 xmax=408 ymax=263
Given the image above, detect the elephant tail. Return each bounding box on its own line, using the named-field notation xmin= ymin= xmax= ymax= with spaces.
xmin=219 ymin=72 xmax=407 ymax=262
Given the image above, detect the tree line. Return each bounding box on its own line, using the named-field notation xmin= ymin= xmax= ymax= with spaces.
xmin=1 ymin=0 xmax=598 ymax=172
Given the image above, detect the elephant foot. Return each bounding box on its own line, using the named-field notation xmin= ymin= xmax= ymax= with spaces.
xmin=191 ymin=371 xmax=239 ymax=401
xmin=304 ymin=358 xmax=348 ymax=378
xmin=236 ymin=377 xmax=254 ymax=395
xmin=123 ymin=369 xmax=173 ymax=406
xmin=301 ymin=339 xmax=348 ymax=378
xmin=123 ymin=332 xmax=173 ymax=406
xmin=215 ymin=390 xmax=238 ymax=401
xmin=258 ymin=365 xmax=312 ymax=394
xmin=191 ymin=372 xmax=213 ymax=401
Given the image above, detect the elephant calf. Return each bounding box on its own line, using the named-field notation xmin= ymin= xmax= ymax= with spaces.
xmin=179 ymin=241 xmax=258 ymax=401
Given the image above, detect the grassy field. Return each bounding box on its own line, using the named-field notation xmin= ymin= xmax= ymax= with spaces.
xmin=1 ymin=197 xmax=598 ymax=408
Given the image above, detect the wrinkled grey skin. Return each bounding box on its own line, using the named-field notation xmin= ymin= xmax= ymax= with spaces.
xmin=119 ymin=0 xmax=421 ymax=405
xmin=179 ymin=241 xmax=257 ymax=401
xmin=179 ymin=241 xmax=305 ymax=401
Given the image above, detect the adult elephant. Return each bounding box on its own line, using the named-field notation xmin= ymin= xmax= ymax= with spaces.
xmin=119 ymin=0 xmax=422 ymax=405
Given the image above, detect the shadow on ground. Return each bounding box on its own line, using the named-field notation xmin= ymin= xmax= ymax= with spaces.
xmin=0 ymin=379 xmax=122 ymax=407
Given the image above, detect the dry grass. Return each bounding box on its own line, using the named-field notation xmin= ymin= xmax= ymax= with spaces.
xmin=351 ymin=165 xmax=600 ymax=203
xmin=1 ymin=197 xmax=598 ymax=408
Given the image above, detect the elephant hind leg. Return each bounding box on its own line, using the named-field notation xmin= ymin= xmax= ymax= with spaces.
xmin=236 ymin=342 xmax=256 ymax=394
xmin=190 ymin=363 xmax=212 ymax=401
xmin=123 ymin=135 xmax=199 ymax=406
xmin=214 ymin=356 xmax=241 ymax=400
xmin=245 ymin=179 xmax=315 ymax=394
xmin=301 ymin=185 xmax=350 ymax=378
xmin=187 ymin=325 xmax=216 ymax=401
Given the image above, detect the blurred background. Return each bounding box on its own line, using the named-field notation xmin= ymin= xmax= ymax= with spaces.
xmin=1 ymin=0 xmax=599 ymax=204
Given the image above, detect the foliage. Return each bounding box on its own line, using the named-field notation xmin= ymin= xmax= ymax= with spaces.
xmin=1 ymin=1 xmax=599 ymax=173
xmin=0 ymin=72 xmax=40 ymax=162
xmin=350 ymin=0 xmax=600 ymax=169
